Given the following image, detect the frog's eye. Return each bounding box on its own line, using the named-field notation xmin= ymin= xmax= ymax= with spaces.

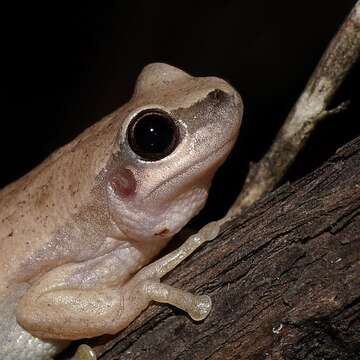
xmin=127 ymin=109 xmax=180 ymax=161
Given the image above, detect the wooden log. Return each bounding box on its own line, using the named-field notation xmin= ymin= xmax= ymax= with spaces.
xmin=68 ymin=136 xmax=360 ymax=359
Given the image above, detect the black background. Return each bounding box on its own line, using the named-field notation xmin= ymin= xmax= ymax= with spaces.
xmin=2 ymin=1 xmax=360 ymax=223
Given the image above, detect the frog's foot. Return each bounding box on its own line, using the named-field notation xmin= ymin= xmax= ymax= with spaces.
xmin=141 ymin=281 xmax=212 ymax=321
xmin=73 ymin=344 xmax=97 ymax=360
xmin=130 ymin=221 xmax=221 ymax=320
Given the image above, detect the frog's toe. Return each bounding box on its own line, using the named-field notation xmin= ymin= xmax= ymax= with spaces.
xmin=73 ymin=344 xmax=97 ymax=360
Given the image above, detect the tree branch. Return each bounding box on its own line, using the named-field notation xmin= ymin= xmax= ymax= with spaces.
xmin=228 ymin=0 xmax=360 ymax=216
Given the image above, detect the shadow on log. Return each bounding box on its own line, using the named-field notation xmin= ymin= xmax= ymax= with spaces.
xmin=76 ymin=136 xmax=360 ymax=359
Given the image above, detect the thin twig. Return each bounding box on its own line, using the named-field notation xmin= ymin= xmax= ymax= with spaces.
xmin=228 ymin=0 xmax=360 ymax=217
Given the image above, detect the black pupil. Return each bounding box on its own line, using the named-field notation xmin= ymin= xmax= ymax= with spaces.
xmin=128 ymin=111 xmax=178 ymax=161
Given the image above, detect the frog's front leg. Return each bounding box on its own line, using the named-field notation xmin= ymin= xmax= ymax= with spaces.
xmin=71 ymin=221 xmax=221 ymax=360
xmin=130 ymin=221 xmax=222 ymax=319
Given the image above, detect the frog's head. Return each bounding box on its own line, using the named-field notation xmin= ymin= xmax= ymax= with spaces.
xmin=105 ymin=63 xmax=243 ymax=245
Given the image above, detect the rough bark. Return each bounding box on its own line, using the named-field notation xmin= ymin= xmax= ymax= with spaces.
xmin=85 ymin=136 xmax=360 ymax=359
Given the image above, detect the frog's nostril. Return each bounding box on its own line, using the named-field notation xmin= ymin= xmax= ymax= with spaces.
xmin=207 ymin=89 xmax=229 ymax=103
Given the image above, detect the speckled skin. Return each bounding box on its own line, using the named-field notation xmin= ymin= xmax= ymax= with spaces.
xmin=0 ymin=63 xmax=243 ymax=360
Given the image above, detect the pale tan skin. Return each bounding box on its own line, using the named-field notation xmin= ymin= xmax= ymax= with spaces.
xmin=0 ymin=63 xmax=243 ymax=360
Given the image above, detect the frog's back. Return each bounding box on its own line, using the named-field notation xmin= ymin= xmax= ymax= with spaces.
xmin=0 ymin=113 xmax=118 ymax=287
xmin=0 ymin=146 xmax=77 ymax=287
xmin=0 ymin=146 xmax=82 ymax=359
xmin=0 ymin=117 xmax=118 ymax=359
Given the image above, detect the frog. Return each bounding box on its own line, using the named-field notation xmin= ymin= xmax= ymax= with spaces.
xmin=0 ymin=63 xmax=243 ymax=360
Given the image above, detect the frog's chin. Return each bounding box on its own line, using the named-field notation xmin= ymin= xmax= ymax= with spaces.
xmin=106 ymin=182 xmax=208 ymax=244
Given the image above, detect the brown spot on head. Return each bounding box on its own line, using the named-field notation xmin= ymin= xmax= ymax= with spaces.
xmin=207 ymin=89 xmax=230 ymax=103
xmin=35 ymin=183 xmax=50 ymax=208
